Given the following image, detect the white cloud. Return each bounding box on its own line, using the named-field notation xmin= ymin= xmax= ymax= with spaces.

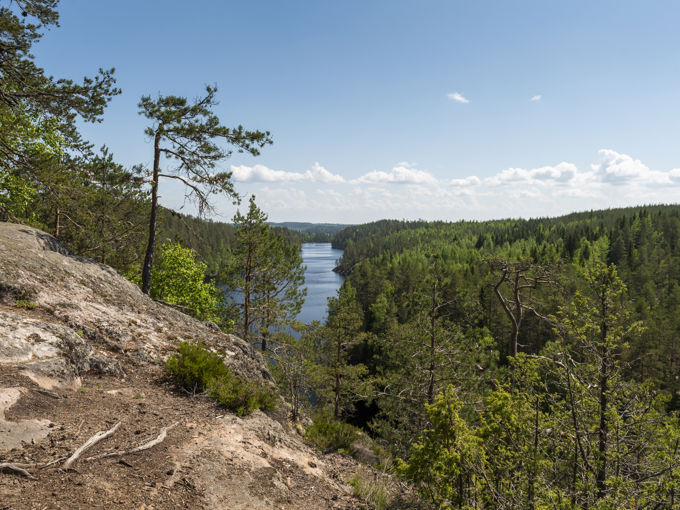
xmin=305 ymin=162 xmax=345 ymax=183
xmin=591 ymin=149 xmax=649 ymax=185
xmin=231 ymin=164 xmax=307 ymax=183
xmin=447 ymin=92 xmax=470 ymax=104
xmin=215 ymin=151 xmax=680 ymax=223
xmin=530 ymin=95 xmax=542 ymax=102
xmin=449 ymin=176 xmax=481 ymax=187
xmin=353 ymin=164 xmax=439 ymax=185
xmin=231 ymin=162 xmax=344 ymax=183
xmin=590 ymin=149 xmax=670 ymax=186
xmin=529 ymin=162 xmax=577 ymax=182
xmin=483 ymin=162 xmax=577 ymax=187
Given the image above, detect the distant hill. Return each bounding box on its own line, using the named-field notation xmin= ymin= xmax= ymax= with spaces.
xmin=269 ymin=222 xmax=350 ymax=235
xmin=158 ymin=211 xmax=350 ymax=278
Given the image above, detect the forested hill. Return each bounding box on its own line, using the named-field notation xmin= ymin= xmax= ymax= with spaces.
xmin=269 ymin=222 xmax=349 ymax=234
xmin=158 ymin=210 xmax=341 ymax=278
xmin=329 ymin=204 xmax=680 ymax=402
xmin=332 ymin=204 xmax=680 ymax=275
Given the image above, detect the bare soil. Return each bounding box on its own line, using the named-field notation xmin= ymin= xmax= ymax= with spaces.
xmin=0 ymin=356 xmax=374 ymax=509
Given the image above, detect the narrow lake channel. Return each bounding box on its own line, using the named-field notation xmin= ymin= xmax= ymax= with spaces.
xmin=297 ymin=243 xmax=344 ymax=324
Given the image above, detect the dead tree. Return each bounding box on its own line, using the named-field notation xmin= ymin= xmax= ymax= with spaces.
xmin=487 ymin=260 xmax=553 ymax=362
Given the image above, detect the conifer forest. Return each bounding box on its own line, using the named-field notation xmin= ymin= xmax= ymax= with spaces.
xmin=3 ymin=1 xmax=680 ymax=507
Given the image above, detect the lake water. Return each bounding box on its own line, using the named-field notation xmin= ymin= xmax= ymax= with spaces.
xmin=297 ymin=243 xmax=344 ymax=324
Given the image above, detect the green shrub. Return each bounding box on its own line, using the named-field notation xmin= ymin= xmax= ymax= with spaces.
xmin=165 ymin=341 xmax=276 ymax=416
xmin=15 ymin=299 xmax=36 ymax=309
xmin=165 ymin=341 xmax=230 ymax=393
xmin=151 ymin=242 xmax=221 ymax=322
xmin=305 ymin=413 xmax=362 ymax=452
xmin=124 ymin=243 xmax=235 ymax=332
xmin=208 ymin=376 xmax=277 ymax=417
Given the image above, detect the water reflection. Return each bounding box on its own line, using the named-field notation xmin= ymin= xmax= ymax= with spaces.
xmin=297 ymin=243 xmax=344 ymax=325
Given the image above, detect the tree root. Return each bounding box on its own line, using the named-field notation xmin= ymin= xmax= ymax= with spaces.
xmin=1 ymin=421 xmax=176 ymax=479
xmin=85 ymin=422 xmax=178 ymax=461
xmin=62 ymin=421 xmax=121 ymax=470
xmin=0 ymin=462 xmax=36 ymax=479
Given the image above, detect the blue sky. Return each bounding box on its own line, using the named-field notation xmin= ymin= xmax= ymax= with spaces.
xmin=36 ymin=1 xmax=680 ymax=223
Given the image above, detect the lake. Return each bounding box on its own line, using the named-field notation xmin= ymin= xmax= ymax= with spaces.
xmin=297 ymin=243 xmax=344 ymax=324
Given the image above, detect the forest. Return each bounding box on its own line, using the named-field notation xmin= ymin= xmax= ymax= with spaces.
xmin=302 ymin=205 xmax=680 ymax=508
xmin=2 ymin=0 xmax=680 ymax=507
xmin=145 ymin=203 xmax=680 ymax=508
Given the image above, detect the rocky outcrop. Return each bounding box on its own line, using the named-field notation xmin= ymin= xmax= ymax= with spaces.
xmin=0 ymin=387 xmax=53 ymax=451
xmin=0 ymin=222 xmax=268 ymax=389
xmin=0 ymin=223 xmax=376 ymax=509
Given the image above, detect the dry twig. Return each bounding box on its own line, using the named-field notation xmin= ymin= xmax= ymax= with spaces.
xmin=85 ymin=422 xmax=178 ymax=461
xmin=63 ymin=421 xmax=121 ymax=470
xmin=0 ymin=462 xmax=36 ymax=479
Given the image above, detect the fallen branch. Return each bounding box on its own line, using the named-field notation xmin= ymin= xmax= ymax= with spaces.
xmin=74 ymin=419 xmax=85 ymax=439
xmin=0 ymin=462 xmax=36 ymax=479
xmin=39 ymin=456 xmax=68 ymax=469
xmin=63 ymin=421 xmax=121 ymax=470
xmin=85 ymin=423 xmax=178 ymax=461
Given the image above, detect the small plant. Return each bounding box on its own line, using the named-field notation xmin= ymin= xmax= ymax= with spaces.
xmin=15 ymin=299 xmax=36 ymax=310
xmin=165 ymin=341 xmax=276 ymax=416
xmin=165 ymin=341 xmax=230 ymax=393
xmin=133 ymin=393 xmax=143 ymax=399
xmin=80 ymin=388 xmax=88 ymax=394
xmin=208 ymin=376 xmax=277 ymax=417
xmin=350 ymin=468 xmax=391 ymax=510
xmin=305 ymin=413 xmax=362 ymax=452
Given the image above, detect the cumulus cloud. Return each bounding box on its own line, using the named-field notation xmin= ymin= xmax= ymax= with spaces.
xmin=590 ymin=149 xmax=671 ymax=186
xmin=530 ymin=162 xmax=577 ymax=182
xmin=591 ymin=149 xmax=650 ymax=185
xmin=231 ymin=163 xmax=344 ymax=183
xmin=449 ymin=175 xmax=481 ymax=187
xmin=306 ymin=162 xmax=345 ymax=183
xmin=483 ymin=162 xmax=578 ymax=187
xmin=231 ymin=164 xmax=307 ymax=183
xmin=353 ymin=164 xmax=439 ymax=185
xmin=447 ymin=92 xmax=470 ymax=104
xmin=217 ymin=150 xmax=680 ymax=223
xmin=530 ymin=95 xmax=542 ymax=102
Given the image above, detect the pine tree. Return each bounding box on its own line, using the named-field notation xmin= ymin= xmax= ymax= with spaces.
xmin=137 ymin=87 xmax=272 ymax=294
xmin=230 ymin=196 xmax=305 ymax=348
xmin=0 ymin=0 xmax=120 ymax=224
xmin=541 ymin=263 xmax=680 ymax=506
xmin=251 ymin=232 xmax=305 ymax=351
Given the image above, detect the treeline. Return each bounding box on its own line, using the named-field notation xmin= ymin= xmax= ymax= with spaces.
xmin=271 ymin=222 xmax=348 ymax=242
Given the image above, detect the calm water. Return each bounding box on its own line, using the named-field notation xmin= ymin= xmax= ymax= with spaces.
xmin=298 ymin=243 xmax=344 ymax=324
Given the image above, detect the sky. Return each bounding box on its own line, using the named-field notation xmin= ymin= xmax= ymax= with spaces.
xmin=35 ymin=1 xmax=680 ymax=223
